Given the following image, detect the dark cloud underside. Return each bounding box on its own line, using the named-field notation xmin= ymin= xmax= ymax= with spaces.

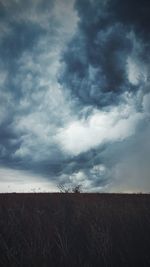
xmin=60 ymin=0 xmax=150 ymax=108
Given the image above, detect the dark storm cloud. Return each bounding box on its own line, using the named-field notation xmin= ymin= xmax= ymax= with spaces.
xmin=0 ymin=0 xmax=56 ymax=164
xmin=0 ymin=0 xmax=55 ymax=70
xmin=0 ymin=122 xmax=20 ymax=160
xmin=60 ymin=0 xmax=150 ymax=108
xmin=54 ymin=0 xmax=150 ymax=190
xmin=0 ymin=0 xmax=57 ymax=108
xmin=107 ymin=0 xmax=150 ymax=40
xmin=0 ymin=0 xmax=150 ymax=192
xmin=0 ymin=0 xmax=80 ymax=183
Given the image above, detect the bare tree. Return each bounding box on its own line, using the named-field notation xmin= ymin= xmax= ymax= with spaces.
xmin=72 ymin=184 xmax=82 ymax=193
xmin=58 ymin=183 xmax=82 ymax=193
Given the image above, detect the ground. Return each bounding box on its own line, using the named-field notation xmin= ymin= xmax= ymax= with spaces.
xmin=0 ymin=193 xmax=150 ymax=266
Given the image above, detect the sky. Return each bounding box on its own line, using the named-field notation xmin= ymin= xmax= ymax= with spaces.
xmin=0 ymin=0 xmax=150 ymax=192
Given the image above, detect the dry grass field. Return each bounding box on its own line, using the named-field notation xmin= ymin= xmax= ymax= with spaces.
xmin=0 ymin=193 xmax=150 ymax=266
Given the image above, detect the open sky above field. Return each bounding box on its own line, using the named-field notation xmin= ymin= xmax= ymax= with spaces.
xmin=0 ymin=0 xmax=150 ymax=192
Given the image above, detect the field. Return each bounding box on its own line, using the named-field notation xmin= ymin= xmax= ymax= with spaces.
xmin=0 ymin=193 xmax=150 ymax=266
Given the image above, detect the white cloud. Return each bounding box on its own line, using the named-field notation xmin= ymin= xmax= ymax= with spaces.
xmin=90 ymin=164 xmax=106 ymax=176
xmin=127 ymin=57 xmax=148 ymax=85
xmin=56 ymin=99 xmax=144 ymax=155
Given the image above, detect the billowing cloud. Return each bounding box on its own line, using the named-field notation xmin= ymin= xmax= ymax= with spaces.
xmin=60 ymin=0 xmax=150 ymax=108
xmin=56 ymin=95 xmax=144 ymax=155
xmin=0 ymin=0 xmax=150 ymax=192
xmin=0 ymin=0 xmax=78 ymax=175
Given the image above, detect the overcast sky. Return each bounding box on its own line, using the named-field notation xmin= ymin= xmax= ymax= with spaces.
xmin=0 ymin=0 xmax=150 ymax=192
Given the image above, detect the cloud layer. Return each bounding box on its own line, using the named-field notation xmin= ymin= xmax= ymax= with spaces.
xmin=0 ymin=0 xmax=150 ymax=192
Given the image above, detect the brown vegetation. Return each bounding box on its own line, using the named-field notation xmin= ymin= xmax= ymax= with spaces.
xmin=0 ymin=193 xmax=150 ymax=266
